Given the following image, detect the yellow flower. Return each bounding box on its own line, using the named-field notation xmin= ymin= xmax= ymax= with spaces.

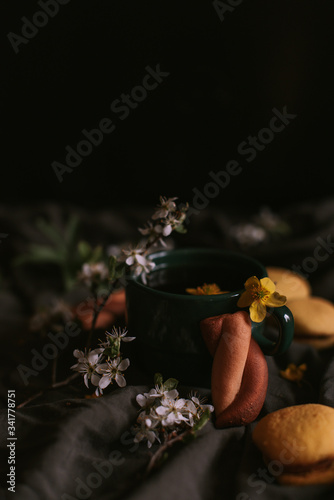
xmin=186 ymin=283 xmax=228 ymax=296
xmin=237 ymin=276 xmax=286 ymax=322
xmin=280 ymin=363 xmax=307 ymax=383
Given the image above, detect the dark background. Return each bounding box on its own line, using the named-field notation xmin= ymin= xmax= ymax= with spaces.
xmin=1 ymin=0 xmax=333 ymax=211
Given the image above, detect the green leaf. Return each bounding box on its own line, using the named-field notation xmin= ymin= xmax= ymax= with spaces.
xmin=14 ymin=245 xmax=64 ymax=266
xmin=174 ymin=225 xmax=187 ymax=234
xmin=192 ymin=409 xmax=211 ymax=433
xmin=90 ymin=245 xmax=103 ymax=263
xmin=35 ymin=218 xmax=66 ymax=250
xmin=109 ymin=255 xmax=118 ymax=279
xmin=64 ymin=215 xmax=79 ymax=246
xmin=103 ymin=341 xmax=120 ymax=359
xmin=77 ymin=240 xmax=92 ymax=261
xmin=154 ymin=373 xmax=164 ymax=387
xmin=163 ymin=378 xmax=179 ymax=391
xmin=113 ymin=261 xmax=126 ymax=280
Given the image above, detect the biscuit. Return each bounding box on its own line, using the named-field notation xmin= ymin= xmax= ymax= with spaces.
xmin=252 ymin=404 xmax=334 ymax=485
xmin=266 ymin=267 xmax=311 ymax=302
xmin=200 ymin=311 xmax=268 ymax=428
xmin=288 ymin=296 xmax=334 ymax=349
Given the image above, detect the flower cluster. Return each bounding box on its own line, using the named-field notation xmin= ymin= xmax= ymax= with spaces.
xmin=133 ymin=375 xmax=214 ymax=448
xmin=29 ymin=298 xmax=74 ymax=337
xmin=71 ymin=327 xmax=135 ymax=395
xmin=230 ymin=207 xmax=291 ymax=248
xmin=77 ymin=262 xmax=109 ymax=288
xmin=121 ymin=245 xmax=155 ymax=284
xmin=119 ymin=197 xmax=189 ymax=284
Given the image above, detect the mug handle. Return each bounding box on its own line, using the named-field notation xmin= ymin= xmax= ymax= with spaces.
xmin=251 ymin=305 xmax=294 ymax=355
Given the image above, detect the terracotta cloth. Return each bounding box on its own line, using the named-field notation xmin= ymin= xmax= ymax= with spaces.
xmin=0 ymin=200 xmax=334 ymax=500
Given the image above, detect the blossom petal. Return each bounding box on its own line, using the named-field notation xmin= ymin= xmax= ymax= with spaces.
xmin=91 ymin=373 xmax=101 ymax=386
xmin=118 ymin=358 xmax=130 ymax=371
xmin=249 ymin=301 xmax=267 ymax=323
xmin=244 ymin=276 xmax=261 ymax=289
xmin=87 ymin=352 xmax=100 ymax=365
xmin=266 ymin=291 xmax=287 ymax=307
xmin=162 ymin=224 xmax=172 ymax=237
xmin=96 ymin=363 xmax=108 ymax=374
xmin=99 ymin=375 xmax=111 ymax=389
xmin=260 ymin=277 xmax=276 ymax=294
xmin=136 ymin=394 xmax=147 ymax=407
xmin=237 ymin=290 xmax=254 ymax=308
xmin=156 ymin=405 xmax=169 ymax=416
xmin=73 ymin=349 xmax=82 ymax=358
xmin=165 ymin=389 xmax=179 ymax=400
xmin=136 ymin=254 xmax=147 ymax=265
xmin=125 ymin=256 xmax=134 ymax=266
xmin=175 ymin=398 xmax=186 ymax=409
xmin=115 ymin=373 xmax=126 ymax=387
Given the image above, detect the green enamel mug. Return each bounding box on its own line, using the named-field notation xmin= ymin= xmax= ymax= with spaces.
xmin=125 ymin=248 xmax=294 ymax=385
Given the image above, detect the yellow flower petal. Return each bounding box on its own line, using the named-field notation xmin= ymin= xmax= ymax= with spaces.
xmin=237 ymin=290 xmax=254 ymax=308
xmin=259 ymin=277 xmax=276 ymax=294
xmin=280 ymin=363 xmax=307 ymax=383
xmin=249 ymin=301 xmax=267 ymax=322
xmin=186 ymin=283 xmax=226 ymax=295
xmin=244 ymin=276 xmax=261 ymax=290
xmin=266 ymin=291 xmax=287 ymax=307
xmin=186 ymin=288 xmax=201 ymax=295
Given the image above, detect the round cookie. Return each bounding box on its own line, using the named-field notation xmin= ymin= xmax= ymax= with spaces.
xmin=266 ymin=266 xmax=311 ymax=302
xmin=252 ymin=404 xmax=334 ymax=485
xmin=288 ymin=296 xmax=334 ymax=349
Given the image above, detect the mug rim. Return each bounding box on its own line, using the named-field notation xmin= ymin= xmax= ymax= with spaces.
xmin=127 ymin=247 xmax=267 ymax=301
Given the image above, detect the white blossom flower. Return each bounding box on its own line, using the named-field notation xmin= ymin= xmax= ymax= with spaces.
xmin=155 ymin=397 xmax=189 ymax=428
xmin=133 ymin=410 xmax=161 ymax=448
xmin=255 ymin=207 xmax=282 ymax=231
xmin=78 ymin=262 xmax=109 ymax=287
xmin=29 ymin=299 xmax=74 ymax=334
xmin=122 ymin=246 xmax=155 ymax=284
xmin=138 ymin=222 xmax=166 ymax=247
xmin=188 ymin=391 xmax=214 ymax=414
xmin=101 ymin=326 xmax=136 ymax=347
xmin=152 ymin=196 xmax=178 ymax=220
xmin=154 ymin=222 xmax=173 ymax=237
xmin=122 ymin=245 xmax=146 ymax=266
xmin=96 ymin=357 xmax=130 ymax=393
xmin=134 ymin=382 xmax=213 ymax=448
xmin=136 ymin=387 xmax=178 ymax=409
xmin=133 ymin=422 xmax=160 ymax=448
xmin=136 ymin=389 xmax=161 ymax=409
xmin=71 ymin=349 xmax=103 ymax=388
xmin=230 ymin=223 xmax=267 ymax=247
xmin=182 ymin=394 xmax=214 ymax=426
